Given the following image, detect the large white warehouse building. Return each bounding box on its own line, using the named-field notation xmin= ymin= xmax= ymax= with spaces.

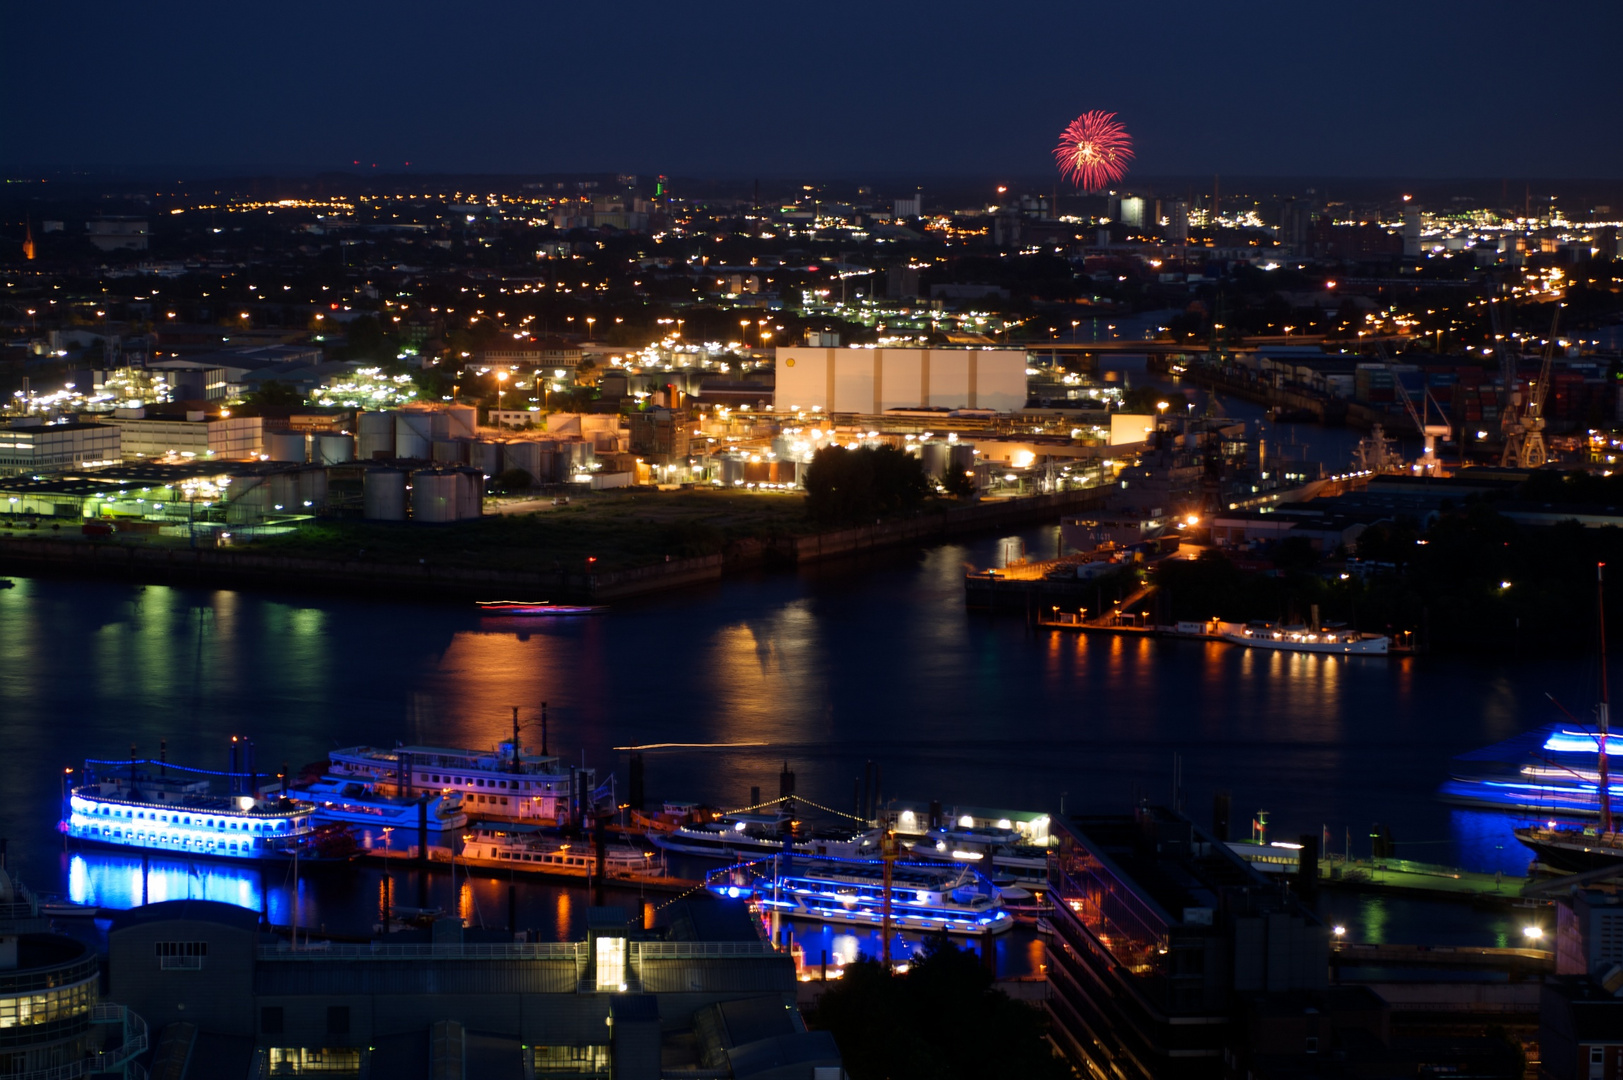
xmin=774 ymin=347 xmax=1028 ymax=414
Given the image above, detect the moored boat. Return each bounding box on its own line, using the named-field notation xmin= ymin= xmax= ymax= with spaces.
xmin=327 ymin=714 xmax=594 ymax=824
xmin=712 ymin=856 xmax=1013 ymax=936
xmin=65 ymin=755 xmax=322 ymax=861
xmin=476 ymin=600 xmax=608 ymax=616
xmin=649 ymin=808 xmax=878 ymax=861
xmin=1222 ymin=622 xmax=1388 ymax=655
xmin=284 ymin=777 xmax=468 ymax=839
xmin=456 ymin=823 xmax=664 ymax=880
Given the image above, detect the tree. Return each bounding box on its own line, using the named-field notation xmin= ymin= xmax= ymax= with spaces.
xmin=803 ymin=445 xmax=929 ymax=525
xmin=812 ymin=937 xmax=1070 ymax=1080
xmin=492 ymin=468 xmax=533 ymax=494
xmin=245 ymin=380 xmax=305 ymax=409
xmin=941 ymin=466 xmax=977 ymax=499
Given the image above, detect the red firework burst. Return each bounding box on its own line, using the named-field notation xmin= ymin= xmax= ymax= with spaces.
xmin=1054 ymin=111 xmax=1133 ymax=190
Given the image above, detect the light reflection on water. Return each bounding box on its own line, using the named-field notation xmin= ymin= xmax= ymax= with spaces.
xmin=0 ymin=524 xmax=1600 ymax=949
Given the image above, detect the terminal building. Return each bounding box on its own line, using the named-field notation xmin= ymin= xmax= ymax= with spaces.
xmin=106 ymin=900 xmax=841 ymax=1080
xmin=0 ymin=860 xmax=147 ymax=1080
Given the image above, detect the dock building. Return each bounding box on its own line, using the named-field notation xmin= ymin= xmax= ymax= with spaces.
xmin=106 ymin=900 xmax=841 ymax=1080
xmin=0 ymin=861 xmax=147 ymax=1080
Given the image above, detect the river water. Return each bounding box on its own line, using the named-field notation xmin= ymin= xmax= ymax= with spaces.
xmin=0 ymin=509 xmax=1592 ymax=958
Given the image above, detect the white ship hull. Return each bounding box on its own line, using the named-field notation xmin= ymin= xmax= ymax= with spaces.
xmin=1221 ymin=631 xmax=1388 ymax=655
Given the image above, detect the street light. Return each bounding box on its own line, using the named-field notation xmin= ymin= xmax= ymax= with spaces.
xmin=496 ymin=370 xmax=509 ymax=420
xmin=741 ymin=318 xmax=751 ymax=345
xmin=585 ymin=316 xmax=596 ymax=340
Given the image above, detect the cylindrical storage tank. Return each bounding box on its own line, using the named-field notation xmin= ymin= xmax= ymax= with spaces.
xmin=445 ymin=405 xmax=477 ymax=439
xmin=395 ymin=411 xmax=434 ymax=459
xmin=537 ymin=450 xmax=559 ymax=483
xmin=298 ymin=468 xmax=328 ymax=510
xmin=265 ymin=431 xmax=308 ymax=463
xmin=720 ymin=456 xmax=744 ymax=486
xmin=502 ymin=441 xmax=541 ymax=480
xmin=474 ymin=441 xmax=502 ymax=478
xmin=743 ymin=460 xmax=770 ymax=484
xmin=412 ymin=471 xmax=458 ymax=523
xmin=948 ymin=443 xmax=976 ymax=474
xmin=315 ymin=433 xmax=354 ymax=465
xmin=432 ymin=438 xmax=466 ymax=464
xmin=454 ymin=469 xmax=483 ymax=520
xmin=920 ymin=442 xmax=949 ymax=479
xmin=363 ymin=468 xmax=407 ymax=521
xmin=358 ymin=412 xmax=395 ymax=460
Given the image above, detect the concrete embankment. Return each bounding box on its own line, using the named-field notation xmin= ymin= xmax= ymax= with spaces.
xmin=0 ymin=487 xmax=1111 ymax=602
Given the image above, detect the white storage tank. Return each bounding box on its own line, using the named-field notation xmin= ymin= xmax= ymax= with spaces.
xmin=297 ymin=468 xmax=328 ymax=510
xmin=537 ymin=450 xmax=559 ymax=483
xmin=919 ymin=441 xmax=949 ymax=479
xmin=445 ymin=405 xmax=477 ymax=439
xmin=502 ymin=441 xmax=541 ymax=480
xmin=473 ymin=441 xmax=502 ymax=478
xmin=454 ymin=469 xmax=483 ymax=519
xmin=395 ymin=411 xmax=435 ymax=459
xmin=720 ymin=455 xmax=744 ymax=486
xmin=363 ymin=468 xmax=407 ymax=521
xmin=265 ymin=431 xmax=308 ymax=463
xmin=315 ymin=433 xmax=354 ymax=465
xmin=411 ymin=470 xmax=458 ymax=523
xmin=432 ymin=438 xmax=467 ymax=464
xmin=358 ymin=411 xmax=395 ymax=460
xmin=948 ymin=443 xmax=976 ymax=475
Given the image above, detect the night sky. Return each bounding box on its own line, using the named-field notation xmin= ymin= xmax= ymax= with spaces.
xmin=4 ymin=0 xmax=1620 ymax=179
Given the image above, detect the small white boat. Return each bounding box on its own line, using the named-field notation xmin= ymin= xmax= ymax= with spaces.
xmin=1222 ymin=623 xmax=1388 ymax=655
xmin=650 ymin=810 xmax=878 ymax=861
xmin=457 ymin=823 xmax=664 ymax=880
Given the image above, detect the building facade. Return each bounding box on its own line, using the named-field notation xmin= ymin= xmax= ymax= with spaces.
xmin=0 ymin=422 xmax=121 ymax=476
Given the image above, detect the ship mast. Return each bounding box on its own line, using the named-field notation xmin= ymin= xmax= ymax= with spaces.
xmin=1600 ymin=563 xmax=1613 ymax=835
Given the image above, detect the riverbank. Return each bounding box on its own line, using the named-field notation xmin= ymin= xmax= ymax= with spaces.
xmin=0 ymin=486 xmax=1111 ymax=601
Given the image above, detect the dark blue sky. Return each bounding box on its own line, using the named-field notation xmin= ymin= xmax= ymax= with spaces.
xmin=4 ymin=0 xmax=1619 ymax=179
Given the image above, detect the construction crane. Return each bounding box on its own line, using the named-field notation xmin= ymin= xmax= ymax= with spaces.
xmin=1498 ymin=304 xmax=1562 ymax=468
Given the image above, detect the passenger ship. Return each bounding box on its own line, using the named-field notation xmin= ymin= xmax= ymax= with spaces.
xmin=902 ymin=824 xmax=1051 ymax=887
xmin=649 ymin=810 xmax=878 ymax=861
xmin=713 ymin=856 xmax=1012 ymax=936
xmin=287 ymin=778 xmax=467 ymax=841
xmin=327 ymin=738 xmax=592 ymax=824
xmin=456 ymin=823 xmax=664 ymax=880
xmin=65 ymin=757 xmax=319 ymax=861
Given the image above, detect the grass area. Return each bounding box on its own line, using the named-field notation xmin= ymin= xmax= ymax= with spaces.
xmin=248 ymin=488 xmax=817 ymax=572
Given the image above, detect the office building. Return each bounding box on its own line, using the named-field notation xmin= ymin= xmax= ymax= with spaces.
xmin=0 ymin=421 xmax=122 ymax=475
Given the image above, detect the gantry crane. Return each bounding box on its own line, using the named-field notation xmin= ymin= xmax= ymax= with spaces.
xmin=1392 ymin=376 xmax=1451 ymax=475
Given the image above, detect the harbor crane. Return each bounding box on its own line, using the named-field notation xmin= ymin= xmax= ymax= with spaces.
xmin=1372 ymin=340 xmax=1449 ymax=474
xmin=1496 ymin=303 xmax=1562 ymax=469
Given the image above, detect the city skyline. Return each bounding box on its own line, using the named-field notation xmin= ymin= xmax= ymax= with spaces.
xmin=4 ymin=0 xmax=1621 ymax=179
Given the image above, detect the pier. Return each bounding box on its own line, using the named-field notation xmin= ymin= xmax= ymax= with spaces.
xmin=358 ymin=845 xmax=701 ymax=895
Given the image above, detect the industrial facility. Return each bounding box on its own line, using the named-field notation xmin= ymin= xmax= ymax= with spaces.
xmin=774 ymin=347 xmax=1029 ymax=415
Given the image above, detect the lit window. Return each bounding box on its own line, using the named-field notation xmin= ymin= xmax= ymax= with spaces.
xmin=594 ymin=936 xmax=626 ymax=992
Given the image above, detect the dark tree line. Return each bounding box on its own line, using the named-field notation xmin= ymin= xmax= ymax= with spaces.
xmin=803 ymin=445 xmax=929 ymax=524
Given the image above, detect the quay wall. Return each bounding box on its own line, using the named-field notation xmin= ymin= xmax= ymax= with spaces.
xmin=0 ymin=487 xmax=1111 ymax=602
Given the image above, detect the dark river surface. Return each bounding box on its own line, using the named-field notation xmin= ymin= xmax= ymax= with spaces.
xmin=0 ymin=515 xmax=1591 ymax=961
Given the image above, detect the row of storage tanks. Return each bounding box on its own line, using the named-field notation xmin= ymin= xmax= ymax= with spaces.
xmin=265 ymin=414 xmax=596 ymax=486
xmin=362 ymin=468 xmax=484 ymax=523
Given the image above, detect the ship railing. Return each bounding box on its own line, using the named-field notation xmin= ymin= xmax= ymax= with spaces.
xmin=257 ymin=941 xmax=586 ymax=961
xmin=0 ymin=897 xmax=38 ymax=920
xmin=629 ymin=942 xmax=777 ymax=959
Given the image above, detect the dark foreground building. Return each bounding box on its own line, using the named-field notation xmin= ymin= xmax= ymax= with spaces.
xmin=106 ymin=900 xmax=840 ymax=1080
xmin=1045 ymin=806 xmax=1366 ymax=1079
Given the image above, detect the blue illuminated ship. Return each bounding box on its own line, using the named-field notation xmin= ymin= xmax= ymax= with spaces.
xmin=1437 ymin=725 xmax=1621 ymax=817
xmin=710 ymin=856 xmax=1013 ymax=936
xmin=65 ymin=755 xmax=323 ymax=861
